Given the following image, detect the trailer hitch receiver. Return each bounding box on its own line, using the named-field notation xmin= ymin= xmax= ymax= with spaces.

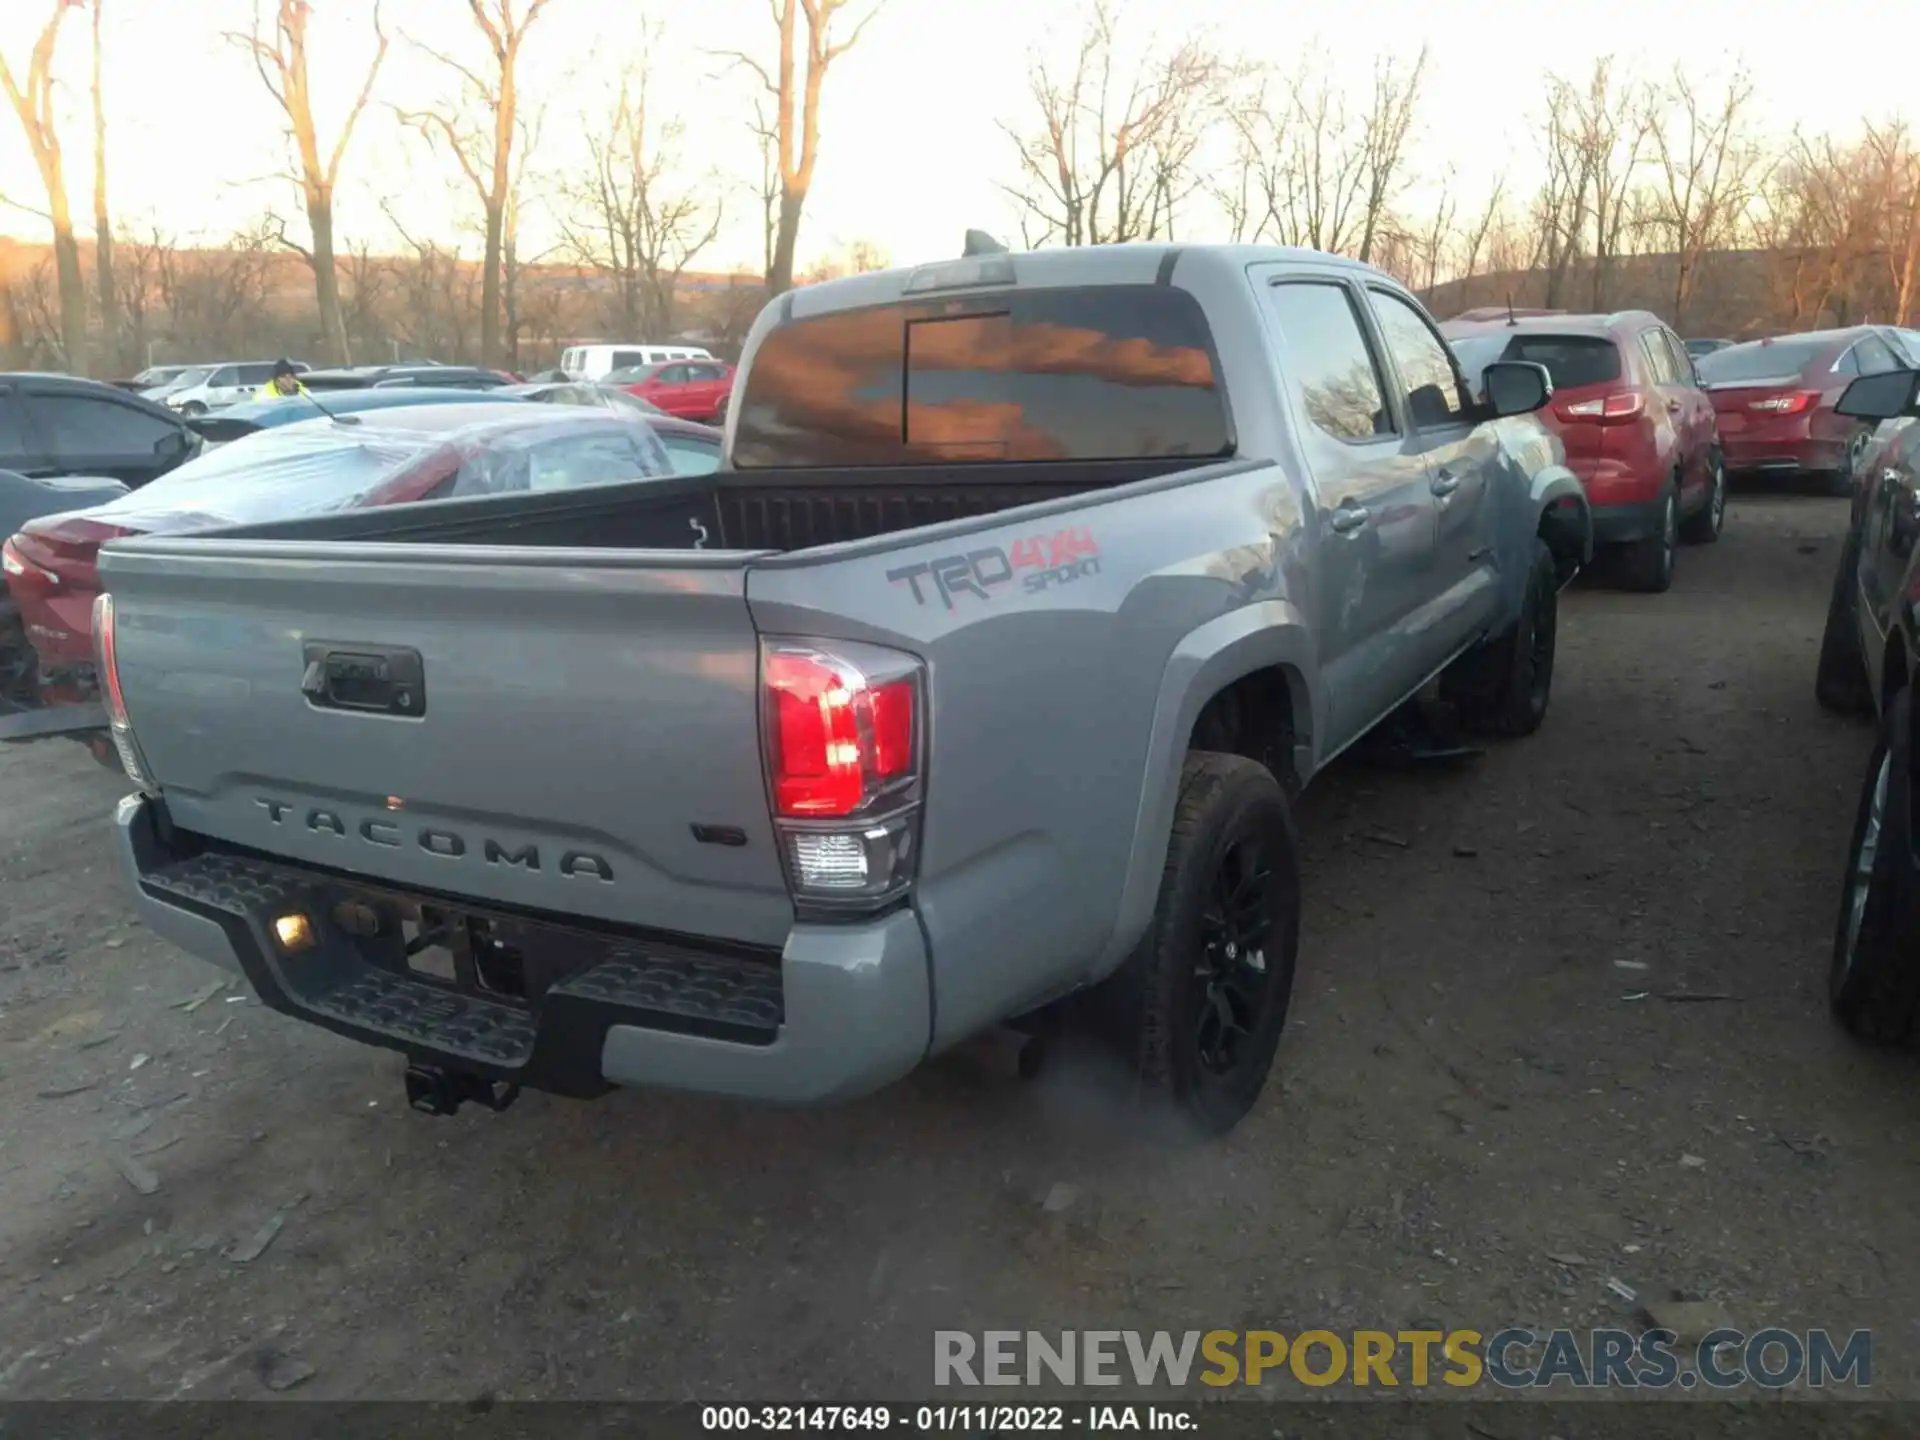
xmin=404 ymin=1063 xmax=521 ymax=1117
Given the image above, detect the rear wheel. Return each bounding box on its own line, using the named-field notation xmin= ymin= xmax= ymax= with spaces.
xmin=1619 ymin=481 xmax=1677 ymax=593
xmin=1679 ymin=449 xmax=1726 ymax=544
xmin=1098 ymin=752 xmax=1300 ymax=1136
xmin=1832 ymin=686 xmax=1920 ymax=1045
xmin=179 ymin=401 xmax=207 ymax=418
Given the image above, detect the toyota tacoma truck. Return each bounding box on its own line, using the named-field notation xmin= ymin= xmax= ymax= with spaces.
xmin=98 ymin=243 xmax=1589 ymax=1133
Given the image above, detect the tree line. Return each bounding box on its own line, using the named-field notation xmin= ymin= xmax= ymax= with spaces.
xmin=999 ymin=1 xmax=1920 ymax=338
xmin=4 ymin=0 xmax=1917 ymax=377
xmin=0 ymin=0 xmax=884 ymax=376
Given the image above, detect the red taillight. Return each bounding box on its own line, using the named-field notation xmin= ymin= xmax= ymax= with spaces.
xmin=1748 ymin=390 xmax=1817 ymax=415
xmin=18 ymin=515 xmax=138 ymax=588
xmin=1558 ymin=391 xmax=1644 ymax=422
xmin=765 ymin=649 xmax=916 ymax=817
xmin=761 ymin=639 xmax=925 ymax=908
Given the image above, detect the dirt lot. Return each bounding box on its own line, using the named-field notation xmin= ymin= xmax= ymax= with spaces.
xmin=1 ymin=492 xmax=1915 ymax=1405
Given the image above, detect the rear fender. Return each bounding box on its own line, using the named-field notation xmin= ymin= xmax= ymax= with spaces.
xmin=1089 ymin=603 xmax=1318 ymax=979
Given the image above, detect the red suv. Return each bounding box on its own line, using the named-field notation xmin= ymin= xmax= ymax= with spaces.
xmin=607 ymin=359 xmax=734 ymax=422
xmin=1444 ymin=311 xmax=1722 ymax=592
xmin=1694 ymin=326 xmax=1911 ymax=495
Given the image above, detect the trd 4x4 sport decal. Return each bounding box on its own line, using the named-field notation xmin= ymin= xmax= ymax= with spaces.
xmin=887 ymin=527 xmax=1100 ymax=610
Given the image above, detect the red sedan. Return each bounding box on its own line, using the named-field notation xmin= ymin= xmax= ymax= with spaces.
xmin=608 ymin=359 xmax=734 ymax=421
xmin=1696 ymin=327 xmax=1913 ymax=495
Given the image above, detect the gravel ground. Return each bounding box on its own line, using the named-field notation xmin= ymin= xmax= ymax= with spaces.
xmin=0 ymin=493 xmax=1914 ymax=1406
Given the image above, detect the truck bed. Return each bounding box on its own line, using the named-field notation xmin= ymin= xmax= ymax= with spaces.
xmin=197 ymin=458 xmax=1202 ymax=553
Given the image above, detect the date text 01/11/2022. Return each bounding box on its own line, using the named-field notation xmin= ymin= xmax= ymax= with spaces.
xmin=698 ymin=1404 xmax=1196 ymax=1432
xmin=887 ymin=527 xmax=1101 ymax=609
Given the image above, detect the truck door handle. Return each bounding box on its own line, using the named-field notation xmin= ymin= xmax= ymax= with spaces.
xmin=1430 ymin=469 xmax=1461 ymax=498
xmin=1330 ymin=501 xmax=1371 ymax=535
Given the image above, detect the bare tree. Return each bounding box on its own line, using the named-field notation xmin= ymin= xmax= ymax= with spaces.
xmin=999 ymin=0 xmax=1223 ymax=248
xmin=1648 ymin=67 xmax=1758 ymax=328
xmin=719 ymin=0 xmax=882 ymax=293
xmin=748 ymin=97 xmax=780 ymax=281
xmin=229 ymin=0 xmax=389 ymax=364
xmin=1866 ymin=123 xmax=1920 ymax=326
xmin=0 ymin=1 xmax=88 ymax=374
xmin=1411 ymin=172 xmax=1457 ymax=298
xmin=1566 ymin=58 xmax=1651 ymax=311
xmin=1454 ymin=176 xmax=1508 ymax=288
xmin=401 ymin=0 xmax=556 ymax=366
xmin=112 ymin=218 xmax=189 ymax=367
xmin=1353 ymin=48 xmax=1427 ymax=266
xmin=1532 ymin=75 xmax=1595 ymax=308
xmin=148 ymin=221 xmax=280 ymax=356
xmin=1215 ymin=43 xmax=1424 ymax=263
xmin=382 ymin=201 xmax=479 ymax=361
xmin=338 ymin=237 xmax=389 ymax=358
xmin=557 ymin=46 xmax=723 ymax=340
xmin=502 ymin=105 xmax=546 ymax=365
xmin=89 ymin=0 xmax=122 ymax=374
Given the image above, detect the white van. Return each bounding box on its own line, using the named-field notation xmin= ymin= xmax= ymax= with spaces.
xmin=560 ymin=343 xmax=713 ymax=381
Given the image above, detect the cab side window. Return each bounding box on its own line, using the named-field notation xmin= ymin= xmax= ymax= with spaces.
xmin=1264 ymin=281 xmax=1394 ymax=444
xmin=1369 ymin=289 xmax=1469 ymax=428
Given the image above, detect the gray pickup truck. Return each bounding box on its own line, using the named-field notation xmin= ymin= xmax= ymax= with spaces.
xmin=99 ymin=243 xmax=1589 ymax=1133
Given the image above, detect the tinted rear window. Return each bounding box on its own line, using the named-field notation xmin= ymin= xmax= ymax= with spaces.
xmin=1696 ymin=340 xmax=1829 ymax=384
xmin=1494 ymin=334 xmax=1621 ymax=389
xmin=731 ymin=286 xmax=1231 ymax=467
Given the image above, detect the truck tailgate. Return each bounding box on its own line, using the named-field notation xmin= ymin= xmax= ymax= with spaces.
xmin=99 ymin=540 xmax=794 ymax=947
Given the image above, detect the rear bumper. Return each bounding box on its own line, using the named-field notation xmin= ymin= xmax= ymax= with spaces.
xmin=1722 ymin=432 xmax=1841 ymax=475
xmin=1589 ymin=498 xmax=1668 ymax=547
xmin=114 ymin=793 xmax=932 ymax=1104
xmin=1567 ymin=457 xmax=1667 ymax=519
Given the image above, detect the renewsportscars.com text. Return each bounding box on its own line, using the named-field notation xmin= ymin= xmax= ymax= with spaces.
xmin=933 ymin=1328 xmax=1872 ymax=1390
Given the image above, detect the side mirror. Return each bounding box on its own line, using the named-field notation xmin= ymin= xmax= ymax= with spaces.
xmin=1482 ymin=360 xmax=1554 ymax=418
xmin=1836 ymin=369 xmax=1920 ymax=422
xmin=155 ymin=427 xmax=192 ymax=457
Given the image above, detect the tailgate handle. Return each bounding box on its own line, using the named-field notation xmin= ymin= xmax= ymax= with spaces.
xmin=301 ymin=642 xmax=426 ymax=718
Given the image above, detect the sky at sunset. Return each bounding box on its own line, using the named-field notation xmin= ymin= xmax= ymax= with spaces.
xmin=0 ymin=0 xmax=1911 ymax=276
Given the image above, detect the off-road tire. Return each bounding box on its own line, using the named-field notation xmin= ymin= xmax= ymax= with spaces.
xmin=1815 ymin=530 xmax=1875 ymax=716
xmin=1619 ymin=480 xmax=1678 ymax=593
xmin=1832 ymin=687 xmax=1920 ymax=1045
xmin=1099 ymin=752 xmax=1300 ymax=1136
xmin=1679 ymin=449 xmax=1726 ymax=545
xmin=1444 ymin=537 xmax=1557 ymax=738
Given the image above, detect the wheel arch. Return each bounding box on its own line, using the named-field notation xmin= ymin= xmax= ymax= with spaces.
xmin=1529 ymin=464 xmax=1592 ymax=582
xmin=1088 ymin=604 xmax=1318 ymax=981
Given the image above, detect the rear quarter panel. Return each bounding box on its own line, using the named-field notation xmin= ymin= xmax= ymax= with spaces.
xmin=745 ymin=454 xmax=1320 ymax=1049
